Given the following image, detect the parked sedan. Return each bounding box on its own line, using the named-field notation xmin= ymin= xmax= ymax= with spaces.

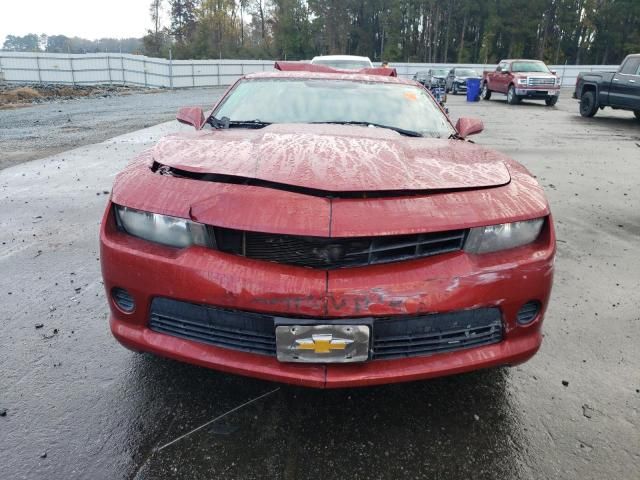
xmin=427 ymin=68 xmax=448 ymax=88
xmin=310 ymin=55 xmax=373 ymax=70
xmin=446 ymin=67 xmax=481 ymax=94
xmin=413 ymin=69 xmax=448 ymax=89
xmin=101 ymin=69 xmax=555 ymax=388
xmin=412 ymin=70 xmax=429 ymax=86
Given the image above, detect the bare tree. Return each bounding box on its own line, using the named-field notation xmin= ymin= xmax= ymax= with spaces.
xmin=150 ymin=0 xmax=162 ymax=35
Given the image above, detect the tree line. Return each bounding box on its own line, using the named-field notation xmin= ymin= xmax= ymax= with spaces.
xmin=4 ymin=1 xmax=639 ymax=65
xmin=2 ymin=34 xmax=142 ymax=54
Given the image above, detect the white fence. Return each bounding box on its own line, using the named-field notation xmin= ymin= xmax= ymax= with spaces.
xmin=0 ymin=52 xmax=274 ymax=87
xmin=0 ymin=51 xmax=618 ymax=88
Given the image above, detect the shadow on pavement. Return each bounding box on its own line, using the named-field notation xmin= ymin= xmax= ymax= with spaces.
xmin=122 ymin=356 xmax=530 ymax=479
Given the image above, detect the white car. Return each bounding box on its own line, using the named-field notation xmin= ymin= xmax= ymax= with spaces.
xmin=310 ymin=55 xmax=373 ymax=70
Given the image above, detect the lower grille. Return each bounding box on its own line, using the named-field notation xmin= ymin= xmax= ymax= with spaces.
xmin=372 ymin=309 xmax=503 ymax=360
xmin=211 ymin=227 xmax=467 ymax=269
xmin=148 ymin=298 xmax=503 ymax=360
xmin=524 ymin=91 xmax=548 ymax=96
xmin=149 ymin=298 xmax=276 ymax=356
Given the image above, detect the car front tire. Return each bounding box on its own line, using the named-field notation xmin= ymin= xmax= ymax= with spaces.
xmin=579 ymin=90 xmax=598 ymax=117
xmin=507 ymin=85 xmax=520 ymax=105
xmin=481 ymin=82 xmax=491 ymax=100
xmin=545 ymin=96 xmax=558 ymax=106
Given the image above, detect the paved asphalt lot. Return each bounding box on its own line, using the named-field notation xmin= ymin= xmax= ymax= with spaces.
xmin=0 ymin=87 xmax=227 ymax=170
xmin=1 ymin=88 xmax=639 ymax=479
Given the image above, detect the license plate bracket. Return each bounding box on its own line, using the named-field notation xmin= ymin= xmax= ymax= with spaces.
xmin=275 ymin=320 xmax=371 ymax=363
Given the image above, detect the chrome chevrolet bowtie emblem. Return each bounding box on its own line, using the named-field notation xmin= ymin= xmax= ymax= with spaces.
xmin=293 ymin=334 xmax=353 ymax=354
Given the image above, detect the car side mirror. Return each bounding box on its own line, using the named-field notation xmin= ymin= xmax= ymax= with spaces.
xmin=455 ymin=117 xmax=484 ymax=138
xmin=496 ymin=66 xmax=502 ymax=72
xmin=550 ymin=69 xmax=557 ymax=75
xmin=176 ymin=106 xmax=205 ymax=130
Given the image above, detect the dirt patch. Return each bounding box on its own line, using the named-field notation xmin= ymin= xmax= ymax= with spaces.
xmin=0 ymin=87 xmax=42 ymax=106
xmin=0 ymin=84 xmax=162 ymax=108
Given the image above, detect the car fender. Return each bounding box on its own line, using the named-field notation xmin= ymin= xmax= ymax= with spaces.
xmin=579 ymin=81 xmax=602 ymax=105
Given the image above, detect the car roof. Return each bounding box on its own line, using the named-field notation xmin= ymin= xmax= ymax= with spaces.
xmin=501 ymin=59 xmax=546 ymax=63
xmin=244 ymin=70 xmax=416 ymax=86
xmin=311 ymin=55 xmax=371 ymax=62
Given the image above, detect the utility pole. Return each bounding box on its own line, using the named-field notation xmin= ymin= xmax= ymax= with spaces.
xmin=169 ymin=47 xmax=173 ymax=89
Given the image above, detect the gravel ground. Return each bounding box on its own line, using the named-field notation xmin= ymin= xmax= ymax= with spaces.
xmin=0 ymin=86 xmax=227 ymax=170
xmin=1 ymin=90 xmax=639 ymax=479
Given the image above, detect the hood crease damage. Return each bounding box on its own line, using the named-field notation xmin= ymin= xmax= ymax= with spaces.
xmin=150 ymin=124 xmax=512 ymax=194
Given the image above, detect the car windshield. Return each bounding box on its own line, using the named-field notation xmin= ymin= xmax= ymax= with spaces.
xmin=511 ymin=62 xmax=550 ymax=73
xmin=312 ymin=59 xmax=371 ymax=70
xmin=431 ymin=69 xmax=448 ymax=76
xmin=213 ymin=78 xmax=455 ymax=139
xmin=455 ymin=69 xmax=478 ymax=76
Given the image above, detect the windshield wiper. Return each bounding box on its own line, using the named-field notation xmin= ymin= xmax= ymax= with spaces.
xmin=208 ymin=116 xmax=229 ymax=129
xmin=208 ymin=117 xmax=271 ymax=129
xmin=228 ymin=119 xmax=271 ymax=128
xmin=310 ymin=121 xmax=422 ymax=137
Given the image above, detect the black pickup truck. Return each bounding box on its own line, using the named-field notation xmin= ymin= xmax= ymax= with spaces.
xmin=573 ymin=54 xmax=640 ymax=119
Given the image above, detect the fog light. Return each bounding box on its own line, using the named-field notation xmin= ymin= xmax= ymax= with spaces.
xmin=112 ymin=287 xmax=135 ymax=312
xmin=517 ymin=301 xmax=540 ymax=325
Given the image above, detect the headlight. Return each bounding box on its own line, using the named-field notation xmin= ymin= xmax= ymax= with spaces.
xmin=517 ymin=78 xmax=528 ymax=85
xmin=556 ymin=77 xmax=561 ymax=86
xmin=114 ymin=205 xmax=209 ymax=248
xmin=464 ymin=218 xmax=544 ymax=254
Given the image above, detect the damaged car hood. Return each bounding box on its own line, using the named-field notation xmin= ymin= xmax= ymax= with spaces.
xmin=151 ymin=124 xmax=511 ymax=193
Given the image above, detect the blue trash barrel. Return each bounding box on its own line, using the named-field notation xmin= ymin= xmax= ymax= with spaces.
xmin=466 ymin=78 xmax=481 ymax=102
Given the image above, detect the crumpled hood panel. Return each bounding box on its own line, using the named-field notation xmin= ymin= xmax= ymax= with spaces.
xmin=112 ymin=150 xmax=548 ymax=238
xmin=151 ymin=124 xmax=511 ymax=192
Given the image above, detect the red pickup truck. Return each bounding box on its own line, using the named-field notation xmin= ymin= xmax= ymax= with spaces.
xmin=481 ymin=59 xmax=561 ymax=106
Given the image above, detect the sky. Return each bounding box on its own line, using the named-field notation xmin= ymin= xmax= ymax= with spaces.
xmin=0 ymin=0 xmax=163 ymax=45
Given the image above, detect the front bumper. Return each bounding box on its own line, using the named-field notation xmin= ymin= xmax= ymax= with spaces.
xmin=515 ymin=87 xmax=560 ymax=98
xmin=101 ymin=208 xmax=555 ymax=388
xmin=452 ymin=81 xmax=468 ymax=91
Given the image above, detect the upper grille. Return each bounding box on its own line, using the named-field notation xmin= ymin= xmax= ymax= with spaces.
xmin=211 ymin=227 xmax=467 ymax=269
xmin=148 ymin=298 xmax=503 ymax=360
xmin=528 ymin=77 xmax=555 ymax=86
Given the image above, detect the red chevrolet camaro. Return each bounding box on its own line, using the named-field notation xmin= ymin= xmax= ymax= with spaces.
xmin=100 ymin=69 xmax=555 ymax=388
